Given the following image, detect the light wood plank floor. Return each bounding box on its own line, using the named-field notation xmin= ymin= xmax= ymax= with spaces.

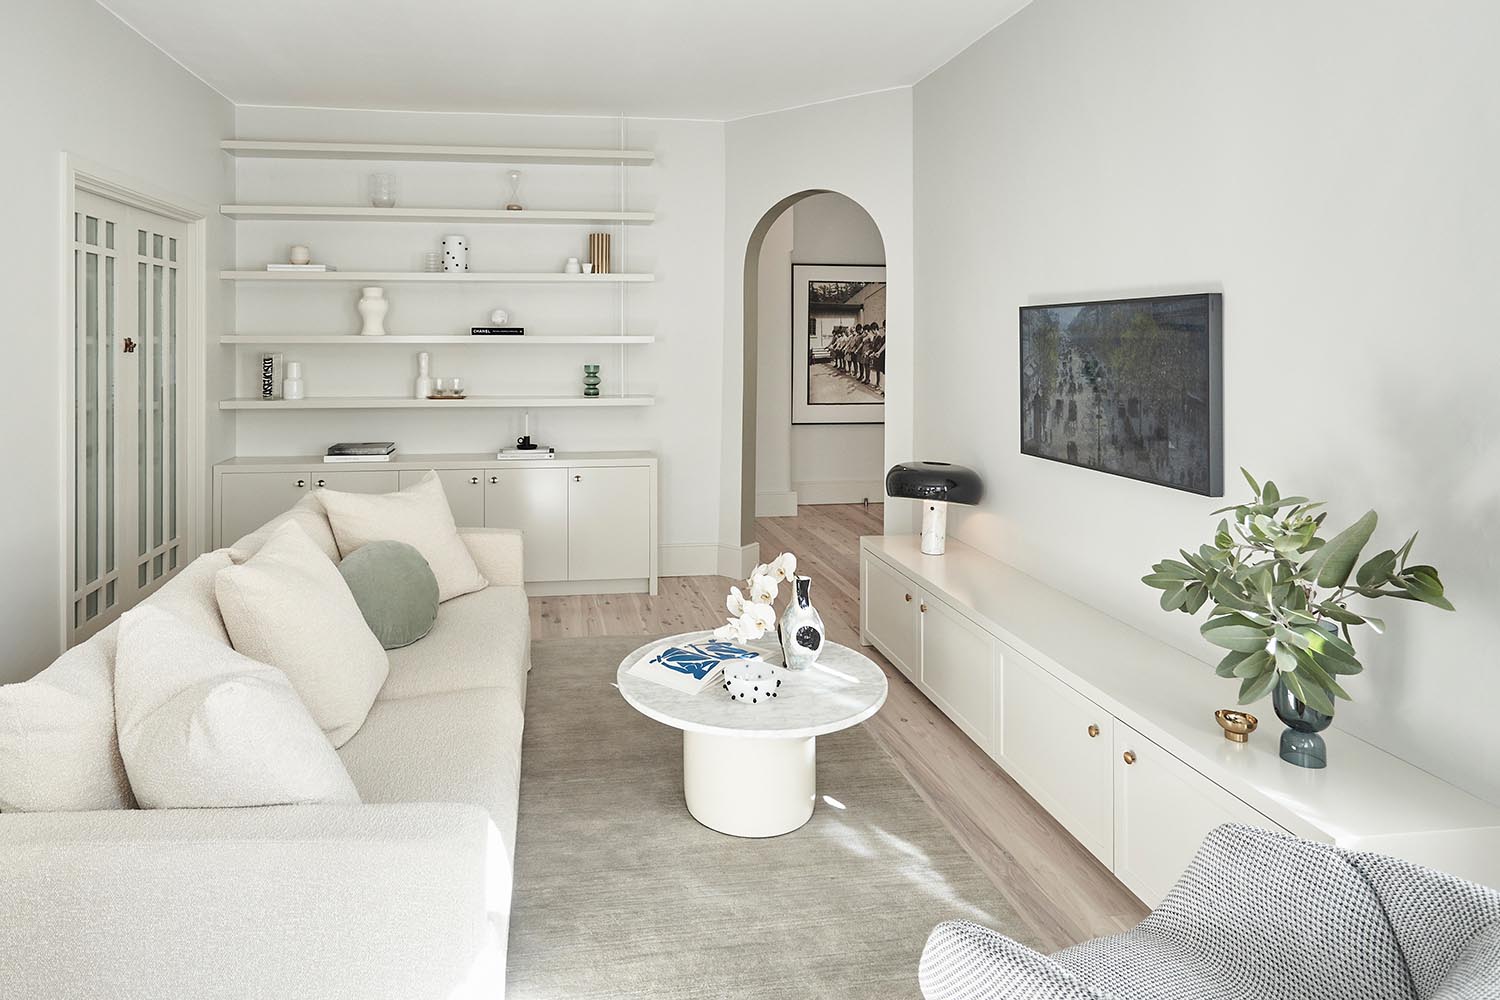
xmin=529 ymin=503 xmax=1149 ymax=951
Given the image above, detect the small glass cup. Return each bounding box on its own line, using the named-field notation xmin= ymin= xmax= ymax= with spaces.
xmin=369 ymin=173 xmax=397 ymax=208
xmin=432 ymin=377 xmax=465 ymax=398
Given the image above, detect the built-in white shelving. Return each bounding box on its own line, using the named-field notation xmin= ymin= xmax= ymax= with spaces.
xmin=222 ymin=139 xmax=655 ymax=166
xmin=221 ymin=205 xmax=653 ymax=224
xmin=219 ymin=335 xmax=656 ymax=346
xmin=220 ymin=395 xmax=655 ymax=411
xmin=220 ymin=270 xmax=654 ymax=283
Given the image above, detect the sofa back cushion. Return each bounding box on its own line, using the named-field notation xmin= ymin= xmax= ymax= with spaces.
xmin=317 ymin=471 xmax=487 ymax=603
xmin=141 ymin=548 xmax=235 ymax=645
xmin=0 ymin=622 xmax=134 ymax=812
xmin=229 ymin=492 xmax=340 ymax=564
xmin=114 ymin=605 xmax=359 ymax=809
xmin=215 ymin=521 xmax=388 ymax=747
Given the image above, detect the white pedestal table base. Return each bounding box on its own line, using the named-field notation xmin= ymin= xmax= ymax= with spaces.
xmin=682 ymin=729 xmax=816 ymax=837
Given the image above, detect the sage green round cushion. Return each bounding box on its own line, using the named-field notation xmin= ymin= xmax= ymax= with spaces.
xmin=337 ymin=540 xmax=440 ymax=650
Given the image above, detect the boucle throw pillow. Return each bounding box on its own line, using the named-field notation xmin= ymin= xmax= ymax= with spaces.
xmin=317 ymin=471 xmax=487 ymax=602
xmin=338 ymin=541 xmax=440 ymax=649
xmin=215 ymin=521 xmax=388 ymax=747
xmin=141 ymin=548 xmax=235 ymax=645
xmin=114 ymin=606 xmax=358 ymax=808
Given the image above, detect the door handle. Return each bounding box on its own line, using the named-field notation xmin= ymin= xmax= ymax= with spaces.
xmin=1087 ymin=724 xmax=1100 ymax=738
xmin=904 ymin=593 xmax=912 ymax=603
xmin=122 ymin=337 xmax=137 ymax=354
xmin=1122 ymin=750 xmax=1137 ymax=765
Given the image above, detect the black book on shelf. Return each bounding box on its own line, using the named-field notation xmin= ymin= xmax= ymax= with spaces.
xmin=326 ymin=442 xmax=396 ymax=456
xmin=471 ymin=327 xmax=525 ymax=336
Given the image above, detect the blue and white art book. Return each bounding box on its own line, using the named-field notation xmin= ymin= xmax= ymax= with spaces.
xmin=628 ymin=641 xmax=764 ymax=694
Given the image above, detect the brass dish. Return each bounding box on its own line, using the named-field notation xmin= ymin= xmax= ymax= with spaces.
xmin=1215 ymin=709 xmax=1258 ymax=743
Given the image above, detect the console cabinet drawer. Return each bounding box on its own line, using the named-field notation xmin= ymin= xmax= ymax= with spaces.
xmin=862 ymin=553 xmax=920 ymax=680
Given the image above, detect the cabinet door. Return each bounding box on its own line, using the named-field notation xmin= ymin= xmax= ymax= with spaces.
xmin=218 ymin=472 xmax=308 ymax=546
xmin=997 ymin=646 xmax=1114 ymax=862
xmin=1113 ymin=722 xmax=1290 ymax=906
xmin=484 ymin=468 xmax=568 ymax=582
xmin=861 ymin=554 xmax=920 ymax=681
xmin=919 ymin=595 xmax=996 ymax=751
xmin=312 ymin=470 xmax=400 ymax=494
xmin=567 ymin=466 xmax=651 ymax=581
xmin=401 ymin=469 xmax=484 ymax=527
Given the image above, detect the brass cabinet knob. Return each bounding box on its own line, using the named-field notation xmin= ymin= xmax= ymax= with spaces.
xmin=489 ymin=475 xmax=499 ymax=485
xmin=1122 ymin=750 xmax=1137 ymax=765
xmin=315 ymin=479 xmax=326 ymax=488
xmin=469 ymin=476 xmax=480 ymax=485
xmin=295 ymin=478 xmax=306 ymax=488
xmin=904 ymin=593 xmax=912 ymax=603
xmin=1087 ymin=724 xmax=1100 ymax=738
xmin=919 ymin=603 xmax=928 ymax=613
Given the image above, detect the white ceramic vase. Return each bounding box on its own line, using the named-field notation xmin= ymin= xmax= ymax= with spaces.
xmin=778 ymin=576 xmax=825 ymax=670
xmin=357 ymin=287 xmax=388 ymax=337
xmin=414 ymin=351 xmax=432 ymax=399
xmin=722 ymin=657 xmax=783 ymax=707
xmin=282 ymin=361 xmax=305 ymax=401
xmin=442 ymin=235 xmax=468 ymax=273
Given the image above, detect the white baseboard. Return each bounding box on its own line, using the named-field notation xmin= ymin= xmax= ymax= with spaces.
xmin=527 ymin=579 xmax=650 ymax=596
xmin=755 ymin=491 xmax=799 ymax=518
xmin=791 ymin=479 xmax=884 ymax=506
xmin=719 ymin=542 xmax=759 ymax=579
xmin=659 ymin=543 xmax=720 ymax=577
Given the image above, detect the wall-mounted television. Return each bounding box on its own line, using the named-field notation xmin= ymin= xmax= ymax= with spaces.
xmin=1020 ymin=293 xmax=1222 ymax=496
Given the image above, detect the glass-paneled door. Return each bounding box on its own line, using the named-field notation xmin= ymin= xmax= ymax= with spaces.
xmin=70 ymin=191 xmax=189 ymax=644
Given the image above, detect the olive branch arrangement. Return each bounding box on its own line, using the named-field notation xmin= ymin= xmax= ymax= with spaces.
xmin=1143 ymin=470 xmax=1453 ymax=715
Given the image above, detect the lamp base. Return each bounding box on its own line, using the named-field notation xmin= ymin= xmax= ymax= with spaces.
xmin=920 ymin=502 xmax=948 ymax=555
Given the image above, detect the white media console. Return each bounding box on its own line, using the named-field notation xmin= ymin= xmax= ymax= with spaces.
xmin=860 ymin=534 xmax=1500 ymax=906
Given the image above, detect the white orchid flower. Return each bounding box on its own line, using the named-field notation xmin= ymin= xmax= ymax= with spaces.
xmin=728 ymin=602 xmax=776 ymax=641
xmin=749 ymin=563 xmax=771 ymax=584
xmin=712 ymin=621 xmax=741 ymax=642
xmin=770 ymin=551 xmax=798 ymax=582
xmin=748 ymin=573 xmax=779 ymax=606
xmin=726 ymin=586 xmax=748 ymax=616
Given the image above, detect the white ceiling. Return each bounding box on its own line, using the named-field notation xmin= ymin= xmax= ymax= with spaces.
xmin=95 ymin=0 xmax=1032 ymax=121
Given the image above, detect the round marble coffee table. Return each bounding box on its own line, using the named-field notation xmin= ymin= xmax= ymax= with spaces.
xmin=617 ymin=630 xmax=888 ymax=838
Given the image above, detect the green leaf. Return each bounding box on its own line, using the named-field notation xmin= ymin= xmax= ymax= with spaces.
xmin=1399 ymin=565 xmax=1455 ymax=610
xmin=1182 ymin=584 xmax=1211 ymax=614
xmin=1355 ymin=549 xmax=1398 ymax=588
xmin=1396 ymin=531 xmax=1418 ymax=567
xmin=1241 ymin=468 xmax=1261 ymax=496
xmin=1290 ymin=667 xmax=1337 ymax=714
xmin=1317 ymin=603 xmax=1366 ymax=626
xmin=1159 ymin=584 xmax=1190 ymax=612
xmin=1201 ymin=618 xmax=1273 ymax=653
xmin=1238 ymin=670 xmax=1278 ymax=704
xmin=1262 ymin=480 xmax=1280 ymax=505
xmin=1303 ymin=509 xmax=1378 ymax=588
xmin=1293 ymin=648 xmax=1351 ymax=702
xmin=1233 ymin=649 xmax=1273 ymax=678
xmin=1216 ymin=650 xmax=1250 ymax=677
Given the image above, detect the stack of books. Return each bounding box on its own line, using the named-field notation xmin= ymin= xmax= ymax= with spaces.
xmin=496 ymin=446 xmax=555 ymax=460
xmin=627 ymin=641 xmax=764 ymax=694
xmin=266 ymin=263 xmax=336 ymax=272
xmin=324 ymin=442 xmax=396 ymax=464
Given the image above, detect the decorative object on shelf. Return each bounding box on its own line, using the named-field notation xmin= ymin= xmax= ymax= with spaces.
xmin=1021 ymin=293 xmax=1224 ymax=496
xmin=368 ymin=173 xmax=397 ymax=208
xmin=514 ymin=412 xmax=540 ymax=451
xmin=259 ymin=352 xmax=284 ymax=400
xmin=324 ymin=442 xmax=395 ymax=464
xmin=471 ymin=327 xmax=524 ymax=336
xmin=1214 ymin=709 xmax=1258 ymax=743
xmin=441 ymin=234 xmax=468 ymax=273
xmin=490 ymin=308 xmax=509 ymax=325
xmin=588 ymin=232 xmax=612 ymax=274
xmin=357 ymin=286 xmax=388 ymax=336
xmin=289 ymin=244 xmax=311 ymax=265
xmin=413 ymin=352 xmax=432 ymax=400
xmin=1143 ymin=469 xmax=1454 ymax=768
xmin=564 ymin=257 xmax=582 ymax=275
xmin=884 ymin=461 xmax=984 ymax=555
xmin=582 ymin=262 xmax=595 ymax=274
xmin=582 ymin=364 xmax=601 ymax=397
xmin=791 ymin=263 xmax=887 ymax=425
xmin=282 ymin=362 xmax=305 ymax=401
xmin=266 ymin=262 xmax=336 ymax=272
xmin=778 ymin=575 xmax=825 ymax=670
xmin=1272 ymin=681 xmax=1332 ymax=768
xmin=722 ymin=656 xmax=783 ymax=706
xmin=504 ymin=169 xmax=523 ymax=211
xmin=421 ymin=251 xmax=443 ymax=273
xmin=430 ymin=377 xmax=466 ymax=399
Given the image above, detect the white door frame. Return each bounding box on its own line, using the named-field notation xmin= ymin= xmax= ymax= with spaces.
xmin=59 ymin=154 xmax=209 ymax=649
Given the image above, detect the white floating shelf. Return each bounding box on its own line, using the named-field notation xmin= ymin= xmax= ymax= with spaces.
xmin=221 ymin=270 xmax=654 ymax=283
xmin=221 ymin=205 xmax=653 ymax=224
xmin=220 ymin=395 xmax=655 ymax=411
xmin=219 ymin=335 xmax=656 ymax=346
xmin=222 ymin=139 xmax=655 ymax=166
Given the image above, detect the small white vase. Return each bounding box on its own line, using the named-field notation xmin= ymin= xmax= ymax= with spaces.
xmin=722 ymin=657 xmax=783 ymax=706
xmin=564 ymin=257 xmax=582 ymax=274
xmin=442 ymin=235 xmax=468 ymax=273
xmin=282 ymin=362 xmax=305 ymax=401
xmin=357 ymin=287 xmax=388 ymax=337
xmin=414 ymin=351 xmax=432 ymax=399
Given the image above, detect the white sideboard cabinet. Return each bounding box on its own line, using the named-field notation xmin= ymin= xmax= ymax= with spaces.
xmin=214 ymin=452 xmax=658 ymax=595
xmin=860 ymin=535 xmax=1500 ymax=906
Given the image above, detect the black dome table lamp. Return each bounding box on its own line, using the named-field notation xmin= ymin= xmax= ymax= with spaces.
xmin=884 ymin=462 xmax=983 ymax=555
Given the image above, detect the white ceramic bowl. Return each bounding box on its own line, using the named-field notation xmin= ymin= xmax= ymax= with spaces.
xmin=722 ymin=658 xmax=784 ymax=707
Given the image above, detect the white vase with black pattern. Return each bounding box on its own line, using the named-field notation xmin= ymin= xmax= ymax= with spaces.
xmin=778 ymin=575 xmax=825 ymax=670
xmin=441 ymin=234 xmax=468 ymax=273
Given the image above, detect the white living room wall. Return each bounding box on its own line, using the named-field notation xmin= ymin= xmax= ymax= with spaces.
xmin=723 ymin=89 xmax=915 ymax=555
xmin=914 ymin=0 xmax=1500 ymax=802
xmin=230 ymin=106 xmax=727 ymax=575
xmin=0 ymin=0 xmax=234 ymax=681
xmin=756 ymin=194 xmax=887 ymax=516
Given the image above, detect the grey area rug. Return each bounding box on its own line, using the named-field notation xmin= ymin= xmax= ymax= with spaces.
xmin=507 ymin=635 xmax=1028 ymax=999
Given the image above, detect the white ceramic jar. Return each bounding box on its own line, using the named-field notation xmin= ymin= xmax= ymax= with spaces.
xmin=357 ymin=286 xmax=388 ymax=336
xmin=442 ymin=235 xmax=469 ymax=273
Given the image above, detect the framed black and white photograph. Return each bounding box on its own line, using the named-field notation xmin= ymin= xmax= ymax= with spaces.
xmin=1020 ymin=292 xmax=1223 ymax=496
xmin=791 ymin=264 xmax=886 ymax=425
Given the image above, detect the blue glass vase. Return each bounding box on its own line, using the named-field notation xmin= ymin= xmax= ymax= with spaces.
xmin=1272 ymin=679 xmax=1332 ymax=769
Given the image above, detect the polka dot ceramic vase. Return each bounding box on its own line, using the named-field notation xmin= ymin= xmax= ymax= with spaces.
xmin=723 ymin=657 xmax=782 ymax=707
xmin=441 ymin=234 xmax=468 ymax=273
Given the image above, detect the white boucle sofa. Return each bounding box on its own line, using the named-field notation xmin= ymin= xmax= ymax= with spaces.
xmin=0 ymin=505 xmax=530 ymax=999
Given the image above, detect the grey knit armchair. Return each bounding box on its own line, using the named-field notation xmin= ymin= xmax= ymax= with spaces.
xmin=919 ymin=824 xmax=1500 ymax=1000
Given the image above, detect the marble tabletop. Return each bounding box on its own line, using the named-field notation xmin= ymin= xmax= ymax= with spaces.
xmin=615 ymin=631 xmax=889 ymax=740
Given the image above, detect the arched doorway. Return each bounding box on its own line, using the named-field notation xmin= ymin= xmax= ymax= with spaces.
xmin=740 ymin=191 xmax=888 ymax=547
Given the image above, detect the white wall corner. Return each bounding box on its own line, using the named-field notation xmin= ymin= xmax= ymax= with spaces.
xmin=755 ymin=491 xmax=799 ymax=518
xmin=792 ymin=479 xmax=885 ymax=506
xmin=718 ymin=542 xmax=760 ymax=579
xmin=658 ymin=543 xmax=721 ymax=578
